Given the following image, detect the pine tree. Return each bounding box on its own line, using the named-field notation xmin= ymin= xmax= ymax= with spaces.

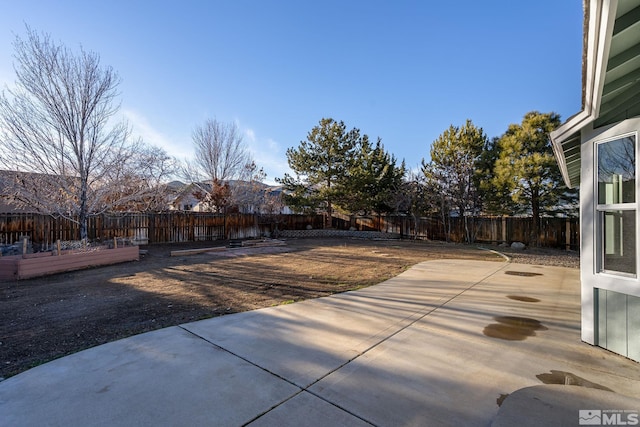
xmin=342 ymin=138 xmax=405 ymax=215
xmin=277 ymin=118 xmax=360 ymax=226
xmin=492 ymin=111 xmax=577 ymax=245
xmin=423 ymin=119 xmax=488 ymax=242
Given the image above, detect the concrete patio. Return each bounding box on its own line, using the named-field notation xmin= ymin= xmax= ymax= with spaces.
xmin=1 ymin=259 xmax=638 ymax=426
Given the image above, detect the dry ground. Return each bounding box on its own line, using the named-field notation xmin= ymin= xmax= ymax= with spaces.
xmin=0 ymin=238 xmax=578 ymax=379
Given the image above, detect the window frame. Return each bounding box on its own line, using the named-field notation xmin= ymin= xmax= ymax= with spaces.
xmin=594 ymin=131 xmax=638 ymax=278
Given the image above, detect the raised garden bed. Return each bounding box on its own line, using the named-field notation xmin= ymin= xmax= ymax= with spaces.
xmin=0 ymin=246 xmax=139 ymax=280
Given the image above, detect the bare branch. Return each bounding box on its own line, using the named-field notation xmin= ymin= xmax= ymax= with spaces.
xmin=184 ymin=118 xmax=257 ymax=212
xmin=0 ymin=27 xmax=175 ymax=236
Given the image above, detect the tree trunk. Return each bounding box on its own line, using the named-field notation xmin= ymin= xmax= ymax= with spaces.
xmin=464 ymin=215 xmax=476 ymax=244
xmin=79 ymin=177 xmax=89 ymax=241
xmin=325 ymin=177 xmax=332 ymax=229
xmin=463 ymin=215 xmax=470 ymax=244
xmin=440 ymin=205 xmax=450 ymax=243
xmin=531 ymin=190 xmax=540 ymax=247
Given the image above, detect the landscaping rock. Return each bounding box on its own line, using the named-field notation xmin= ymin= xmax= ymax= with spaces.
xmin=511 ymin=242 xmax=526 ymax=250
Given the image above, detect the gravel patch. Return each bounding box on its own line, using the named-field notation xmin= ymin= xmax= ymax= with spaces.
xmin=481 ymin=246 xmax=580 ymax=269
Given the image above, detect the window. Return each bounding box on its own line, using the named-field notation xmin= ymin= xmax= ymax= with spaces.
xmin=596 ymin=135 xmax=637 ymax=276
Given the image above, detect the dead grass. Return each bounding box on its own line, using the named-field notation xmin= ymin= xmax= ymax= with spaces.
xmin=0 ymin=238 xmax=527 ymax=378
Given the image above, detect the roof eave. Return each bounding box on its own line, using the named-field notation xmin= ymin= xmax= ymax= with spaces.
xmin=550 ymin=111 xmax=591 ymax=189
xmin=551 ymin=0 xmax=619 ymax=188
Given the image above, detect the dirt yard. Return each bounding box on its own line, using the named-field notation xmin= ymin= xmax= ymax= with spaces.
xmin=0 ymin=238 xmax=578 ymax=379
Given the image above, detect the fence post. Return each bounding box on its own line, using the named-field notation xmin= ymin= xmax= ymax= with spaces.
xmin=56 ymin=239 xmax=61 ymax=256
xmin=501 ymin=217 xmax=507 ymax=244
xmin=565 ymin=219 xmax=571 ymax=251
xmin=223 ymin=213 xmax=227 ymax=240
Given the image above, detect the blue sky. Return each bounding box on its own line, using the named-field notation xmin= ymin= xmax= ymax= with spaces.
xmin=0 ymin=1 xmax=583 ymax=184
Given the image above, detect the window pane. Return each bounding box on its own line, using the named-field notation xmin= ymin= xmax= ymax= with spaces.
xmin=597 ymin=136 xmax=636 ymax=204
xmin=601 ymin=210 xmax=636 ymax=275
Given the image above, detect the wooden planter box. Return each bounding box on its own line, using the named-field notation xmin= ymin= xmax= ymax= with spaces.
xmin=0 ymin=246 xmax=139 ymax=280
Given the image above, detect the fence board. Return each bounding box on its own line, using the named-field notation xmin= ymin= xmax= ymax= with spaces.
xmin=0 ymin=212 xmax=579 ymax=250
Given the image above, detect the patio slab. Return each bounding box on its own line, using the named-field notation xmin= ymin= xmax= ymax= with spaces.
xmin=181 ymin=260 xmax=503 ymax=388
xmin=0 ymin=327 xmax=299 ymax=427
xmin=1 ymin=259 xmax=638 ymax=427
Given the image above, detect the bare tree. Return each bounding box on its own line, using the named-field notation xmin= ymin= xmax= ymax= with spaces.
xmin=184 ymin=118 xmax=256 ymax=212
xmin=97 ymin=143 xmax=180 ymax=212
xmin=393 ymin=171 xmax=430 ymax=239
xmin=231 ymin=161 xmax=269 ymax=213
xmin=0 ymin=27 xmax=174 ymax=239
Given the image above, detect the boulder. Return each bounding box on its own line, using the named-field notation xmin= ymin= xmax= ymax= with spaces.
xmin=511 ymin=241 xmax=526 ymax=250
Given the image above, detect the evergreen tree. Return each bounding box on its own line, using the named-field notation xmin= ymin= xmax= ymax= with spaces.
xmin=478 ymin=136 xmax=515 ymax=215
xmin=342 ymin=138 xmax=405 ymax=215
xmin=277 ymin=118 xmax=361 ymax=226
xmin=423 ymin=119 xmax=488 ymax=242
xmin=492 ymin=111 xmax=577 ymax=245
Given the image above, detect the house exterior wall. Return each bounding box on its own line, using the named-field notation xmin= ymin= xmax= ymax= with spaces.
xmin=580 ymin=131 xmax=596 ymax=345
xmin=580 ymin=116 xmax=640 ymax=362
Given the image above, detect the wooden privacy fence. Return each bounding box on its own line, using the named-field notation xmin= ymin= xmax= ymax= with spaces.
xmin=407 ymin=216 xmax=580 ymax=250
xmin=0 ymin=212 xmax=579 ymax=249
xmin=0 ymin=213 xmax=223 ymax=247
xmin=280 ymin=214 xmax=579 ymax=249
